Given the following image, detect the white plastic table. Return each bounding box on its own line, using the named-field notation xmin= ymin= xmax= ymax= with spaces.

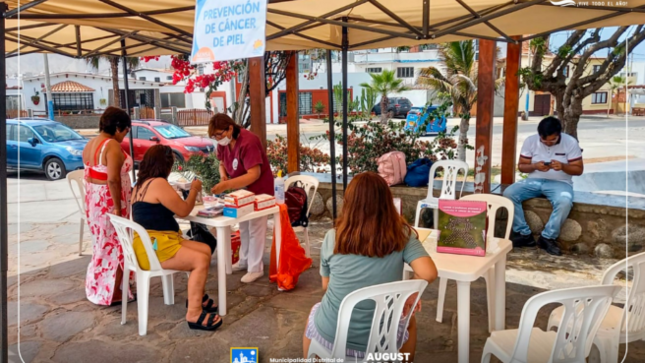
xmin=179 ymin=205 xmax=281 ymax=316
xmin=405 ymin=228 xmax=512 ymax=363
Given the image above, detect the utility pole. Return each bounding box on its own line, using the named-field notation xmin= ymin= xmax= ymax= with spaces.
xmin=43 ymin=54 xmax=54 ymax=119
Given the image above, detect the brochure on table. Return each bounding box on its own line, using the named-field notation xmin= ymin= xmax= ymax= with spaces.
xmin=437 ymin=199 xmax=488 ymax=257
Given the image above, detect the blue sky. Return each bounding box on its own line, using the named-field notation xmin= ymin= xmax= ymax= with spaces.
xmin=549 ymin=26 xmax=645 ymax=62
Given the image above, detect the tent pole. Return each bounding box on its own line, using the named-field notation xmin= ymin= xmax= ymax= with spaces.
xmin=342 ymin=18 xmax=348 ymax=191
xmin=1 ymin=3 xmax=9 ymax=362
xmin=120 ymin=39 xmax=135 ymax=183
xmin=326 ymin=50 xmax=337 ymax=221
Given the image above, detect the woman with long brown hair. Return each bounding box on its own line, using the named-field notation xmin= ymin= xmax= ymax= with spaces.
xmin=302 ymin=172 xmax=437 ymax=360
xmin=131 ymin=145 xmax=221 ymax=331
xmin=83 ymin=106 xmax=133 ymax=306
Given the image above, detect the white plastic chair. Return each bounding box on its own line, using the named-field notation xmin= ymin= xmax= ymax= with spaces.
xmin=482 ymin=285 xmax=621 ymax=363
xmin=108 ymin=214 xmax=184 ymax=336
xmin=285 ymin=175 xmax=320 ymax=258
xmin=414 ymin=160 xmax=469 ymax=229
xmin=435 ymin=194 xmax=515 ymax=332
xmin=67 ymin=170 xmax=88 ymax=256
xmin=308 ymin=280 xmax=428 ymax=362
xmin=547 ymin=251 xmax=645 ymax=363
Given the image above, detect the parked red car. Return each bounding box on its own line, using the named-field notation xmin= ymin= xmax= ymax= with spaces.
xmin=121 ymin=120 xmax=215 ymax=163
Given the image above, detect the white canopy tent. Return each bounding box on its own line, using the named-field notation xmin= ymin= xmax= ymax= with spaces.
xmin=3 ymin=2 xmax=645 ymax=361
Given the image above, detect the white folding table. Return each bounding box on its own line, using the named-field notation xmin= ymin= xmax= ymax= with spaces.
xmin=179 ymin=205 xmax=281 ymax=316
xmin=405 ymin=228 xmax=512 ymax=363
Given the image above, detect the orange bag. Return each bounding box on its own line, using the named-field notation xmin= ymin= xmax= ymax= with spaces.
xmin=270 ymin=204 xmax=313 ymax=290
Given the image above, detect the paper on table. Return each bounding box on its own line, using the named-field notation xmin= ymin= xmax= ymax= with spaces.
xmin=414 ymin=228 xmax=433 ymax=243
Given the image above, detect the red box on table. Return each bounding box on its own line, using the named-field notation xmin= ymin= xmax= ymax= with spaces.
xmin=254 ymin=194 xmax=276 ymax=211
xmin=224 ymin=190 xmax=255 ymax=208
xmin=231 ymin=231 xmax=241 ymax=265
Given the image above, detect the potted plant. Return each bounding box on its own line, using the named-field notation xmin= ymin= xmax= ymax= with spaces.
xmin=313 ymin=100 xmax=325 ymax=118
xmin=31 ymin=91 xmax=40 ymax=106
xmin=99 ymin=98 xmax=107 ymax=106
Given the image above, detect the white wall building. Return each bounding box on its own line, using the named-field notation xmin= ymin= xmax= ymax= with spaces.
xmin=21 ymin=72 xmax=164 ymax=113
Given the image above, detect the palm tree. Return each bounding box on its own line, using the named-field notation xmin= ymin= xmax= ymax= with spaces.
xmin=417 ymin=40 xmax=477 ymax=162
xmin=86 ymin=56 xmax=140 ymax=109
xmin=360 ymin=70 xmax=409 ymax=124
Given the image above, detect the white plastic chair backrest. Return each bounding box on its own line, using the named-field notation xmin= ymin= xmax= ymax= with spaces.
xmin=461 ymin=194 xmax=514 ymax=240
xmin=426 ymin=160 xmax=469 ymax=201
xmin=67 ymin=169 xmax=86 ymax=218
xmin=331 ymin=280 xmax=428 ymax=358
xmin=285 ymin=175 xmax=320 ymax=217
xmin=108 ymin=214 xmax=164 ymax=273
xmin=600 ymin=251 xmax=645 ymax=336
xmin=512 ymin=285 xmax=621 ymax=363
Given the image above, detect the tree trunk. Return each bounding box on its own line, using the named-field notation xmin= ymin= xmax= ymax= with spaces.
xmin=561 ymin=96 xmax=583 ymax=140
xmin=457 ymin=116 xmax=470 ymax=162
xmin=607 ymin=90 xmax=613 ymax=118
xmin=380 ymin=96 xmax=389 ymax=124
xmin=234 ymin=64 xmax=249 ymax=126
xmin=554 ymin=92 xmax=565 ymax=120
xmin=110 ymin=57 xmax=121 ymax=109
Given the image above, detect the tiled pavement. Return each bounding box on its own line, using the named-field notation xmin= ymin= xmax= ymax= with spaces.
xmin=7 ymin=219 xmax=645 ymax=363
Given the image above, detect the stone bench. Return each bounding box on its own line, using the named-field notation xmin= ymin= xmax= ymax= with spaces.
xmin=294 ymin=172 xmax=645 ymax=259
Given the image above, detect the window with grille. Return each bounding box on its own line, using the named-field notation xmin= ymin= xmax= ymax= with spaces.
xmin=593 ymin=65 xmax=601 ymax=73
xmin=366 ymin=68 xmax=382 ymax=73
xmin=591 ymin=92 xmax=607 ymax=104
xmin=397 ymin=67 xmax=414 ymax=78
xmin=52 ymin=93 xmax=94 ymax=111
xmin=167 ymin=76 xmax=173 ymax=81
xmin=154 ymin=77 xmax=161 ymax=82
xmin=280 ymin=92 xmax=314 ymax=116
xmin=299 ymin=92 xmax=313 ymax=115
xmin=563 ymin=66 xmax=570 ymax=77
xmin=139 ymin=77 xmax=146 ymax=81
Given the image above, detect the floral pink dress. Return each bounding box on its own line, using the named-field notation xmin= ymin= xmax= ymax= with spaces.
xmin=84 ymin=138 xmax=134 ymax=305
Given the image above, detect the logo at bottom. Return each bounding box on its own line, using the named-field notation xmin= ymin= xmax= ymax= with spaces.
xmin=231 ymin=347 xmax=258 ymax=363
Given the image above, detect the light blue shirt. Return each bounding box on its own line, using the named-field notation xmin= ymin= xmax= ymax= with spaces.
xmin=313 ymin=229 xmax=429 ymax=351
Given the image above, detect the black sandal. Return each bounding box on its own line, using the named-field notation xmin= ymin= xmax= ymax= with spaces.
xmin=186 ymin=294 xmax=218 ymax=314
xmin=109 ymin=293 xmax=137 ymax=307
xmin=187 ymin=311 xmax=223 ymax=331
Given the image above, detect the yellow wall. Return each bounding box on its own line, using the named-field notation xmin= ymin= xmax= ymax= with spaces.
xmin=515 ymin=55 xmax=615 ymax=115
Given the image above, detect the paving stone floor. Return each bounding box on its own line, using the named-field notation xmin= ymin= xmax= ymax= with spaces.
xmin=6 ymin=219 xmax=645 ymax=363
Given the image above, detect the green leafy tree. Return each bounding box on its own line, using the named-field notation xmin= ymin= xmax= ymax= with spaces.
xmin=519 ymin=26 xmax=645 ymax=139
xmin=417 ymin=41 xmax=477 ymax=162
xmin=86 ymin=56 xmax=140 ymax=109
xmin=360 ymin=70 xmax=410 ymax=125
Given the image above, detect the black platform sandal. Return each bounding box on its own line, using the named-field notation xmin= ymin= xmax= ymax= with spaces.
xmin=187 ymin=311 xmax=223 ymax=331
xmin=186 ymin=294 xmax=218 ymax=314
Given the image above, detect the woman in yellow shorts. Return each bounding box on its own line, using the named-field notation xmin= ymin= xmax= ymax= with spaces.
xmin=131 ymin=145 xmax=221 ymax=331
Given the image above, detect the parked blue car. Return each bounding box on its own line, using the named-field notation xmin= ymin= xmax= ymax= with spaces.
xmin=6 ymin=118 xmax=88 ymax=180
xmin=404 ymin=106 xmax=447 ymax=136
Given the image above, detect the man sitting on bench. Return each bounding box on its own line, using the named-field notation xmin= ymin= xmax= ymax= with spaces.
xmin=503 ymin=116 xmax=584 ymax=256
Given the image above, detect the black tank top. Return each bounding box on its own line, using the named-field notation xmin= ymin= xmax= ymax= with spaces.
xmin=132 ymin=179 xmax=180 ymax=232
